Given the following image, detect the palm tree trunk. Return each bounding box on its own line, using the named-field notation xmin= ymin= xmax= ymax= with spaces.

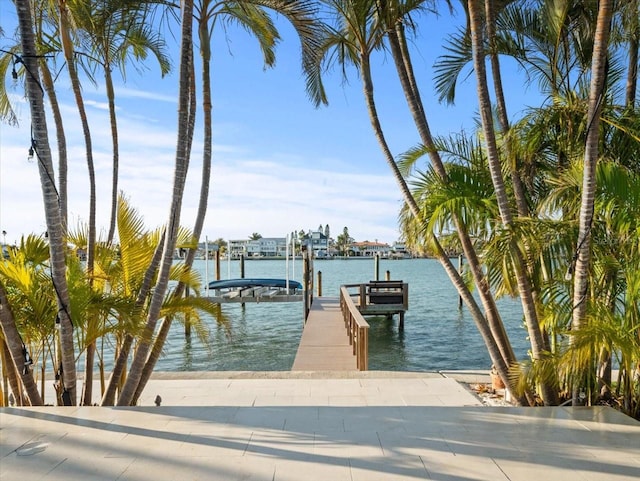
xmin=359 ymin=45 xmax=524 ymax=403
xmin=571 ymin=0 xmax=614 ymax=405
xmin=81 ymin=342 xmax=95 ymax=405
xmin=38 ymin=60 xmax=68 ymax=231
xmin=57 ymin=0 xmax=96 ymax=282
xmin=117 ymin=0 xmax=194 ymax=406
xmin=0 ymin=282 xmax=43 ymax=405
xmin=624 ymin=0 xmax=638 ymax=107
xmin=56 ymin=0 xmax=98 ymax=405
xmin=106 ymin=67 xmax=120 ymax=244
xmin=1 ymin=339 xmax=23 ymax=406
xmin=483 ymin=1 xmax=528 ymax=218
xmin=16 ymin=0 xmax=77 ymax=405
xmin=468 ymin=0 xmax=558 ymax=405
xmin=101 ymin=231 xmax=165 ymax=406
xmin=132 ymin=48 xmax=199 ymax=405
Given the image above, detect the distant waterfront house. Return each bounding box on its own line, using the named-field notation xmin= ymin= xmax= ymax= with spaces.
xmin=351 ymin=241 xmax=391 ymax=257
xmin=227 ymin=237 xmax=288 ymax=257
xmin=391 ymin=241 xmax=411 ymax=258
xmin=306 ymin=230 xmax=329 ymax=257
xmin=228 ymin=239 xmax=248 ymax=258
xmin=247 ymin=237 xmax=287 ymax=257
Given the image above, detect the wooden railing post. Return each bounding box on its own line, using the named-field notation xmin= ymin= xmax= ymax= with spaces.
xmin=340 ymin=285 xmax=369 ymax=371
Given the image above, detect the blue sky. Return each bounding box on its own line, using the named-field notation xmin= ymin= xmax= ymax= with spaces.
xmin=0 ymin=3 xmax=534 ymax=246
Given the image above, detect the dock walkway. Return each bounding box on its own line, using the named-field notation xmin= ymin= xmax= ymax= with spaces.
xmin=292 ymin=297 xmax=356 ymax=371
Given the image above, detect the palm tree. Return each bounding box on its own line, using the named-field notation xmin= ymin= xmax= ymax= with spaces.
xmin=319 ymin=0 xmax=524 ymax=402
xmin=570 ymin=0 xmax=614 ymax=404
xmin=130 ymin=0 xmax=327 ymax=404
xmin=73 ymin=0 xmax=171 ymax=244
xmin=0 ymin=281 xmax=43 ymax=406
xmin=54 ymin=0 xmax=97 ymax=294
xmin=466 ymin=0 xmax=558 ymax=404
xmin=116 ymin=0 xmax=196 ymax=406
xmin=14 ymin=0 xmax=77 ymax=405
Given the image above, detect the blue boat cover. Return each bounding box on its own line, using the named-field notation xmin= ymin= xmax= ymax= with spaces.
xmin=208 ymin=278 xmax=302 ymax=290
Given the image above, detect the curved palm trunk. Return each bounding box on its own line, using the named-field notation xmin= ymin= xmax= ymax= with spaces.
xmin=117 ymin=0 xmax=195 ymax=407
xmin=468 ymin=0 xmax=558 ymax=405
xmin=38 ymin=60 xmax=68 ymax=231
xmin=58 ymin=0 xmax=96 ymax=279
xmin=386 ymin=25 xmax=520 ymax=385
xmin=571 ymin=0 xmax=614 ymax=405
xmin=132 ymin=53 xmax=199 ymax=405
xmin=483 ymin=2 xmax=528 ymax=218
xmin=0 ymin=283 xmax=42 ymax=406
xmin=16 ymin=0 xmax=77 ymax=405
xmin=57 ymin=0 xmax=98 ymax=406
xmin=105 ymin=67 xmax=120 ymax=245
xmin=624 ymin=0 xmax=638 ymax=107
xmin=359 ymin=46 xmax=524 ymax=404
xmin=1 ymin=339 xmax=25 ymax=406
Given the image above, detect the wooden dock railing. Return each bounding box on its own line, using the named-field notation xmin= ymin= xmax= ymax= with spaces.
xmin=342 ymin=281 xmax=409 ymax=329
xmin=339 ymin=286 xmax=369 ymax=370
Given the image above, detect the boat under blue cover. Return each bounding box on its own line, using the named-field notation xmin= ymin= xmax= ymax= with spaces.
xmin=208 ymin=278 xmax=302 ymax=290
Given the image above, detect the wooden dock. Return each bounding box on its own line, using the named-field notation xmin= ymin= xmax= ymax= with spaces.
xmin=291 ymin=297 xmax=357 ymax=371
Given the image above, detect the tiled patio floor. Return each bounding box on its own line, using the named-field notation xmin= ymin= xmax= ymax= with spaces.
xmin=1 ymin=373 xmax=638 ymax=480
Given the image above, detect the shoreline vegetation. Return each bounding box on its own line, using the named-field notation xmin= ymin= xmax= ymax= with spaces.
xmin=0 ymin=1 xmax=638 ymax=420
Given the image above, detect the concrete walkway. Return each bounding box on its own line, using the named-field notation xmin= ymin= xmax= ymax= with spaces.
xmin=1 ymin=372 xmax=639 ymax=480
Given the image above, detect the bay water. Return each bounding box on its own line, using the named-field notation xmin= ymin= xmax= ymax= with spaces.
xmin=157 ymin=258 xmax=530 ymax=372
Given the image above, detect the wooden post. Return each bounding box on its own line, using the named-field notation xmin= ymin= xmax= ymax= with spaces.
xmin=215 ymin=250 xmax=220 ymax=280
xmin=303 ymin=251 xmax=310 ymax=322
xmin=458 ymin=254 xmax=463 ymax=310
xmin=374 ymin=254 xmax=380 ymax=280
xmin=385 ymin=270 xmax=390 ymax=281
xmin=240 ymin=254 xmax=245 ymax=308
xmin=184 ymin=286 xmax=191 ymax=337
xmin=317 ymin=271 xmax=322 ymax=297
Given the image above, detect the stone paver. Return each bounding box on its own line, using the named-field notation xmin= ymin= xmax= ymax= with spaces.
xmin=1 ymin=374 xmax=639 ymax=481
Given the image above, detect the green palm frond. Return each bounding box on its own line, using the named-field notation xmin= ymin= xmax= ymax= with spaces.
xmin=433 ymin=26 xmax=472 ymax=105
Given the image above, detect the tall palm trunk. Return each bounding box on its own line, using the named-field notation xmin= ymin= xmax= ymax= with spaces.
xmin=571 ymin=0 xmax=614 ymax=405
xmin=1 ymin=339 xmax=25 ymax=406
xmin=132 ymin=54 xmax=198 ymax=405
xmin=57 ymin=0 xmax=98 ymax=405
xmin=15 ymin=0 xmax=77 ymax=405
xmin=359 ymin=45 xmax=525 ymax=404
xmin=117 ymin=0 xmax=195 ymax=406
xmin=624 ymin=0 xmax=638 ymax=108
xmin=467 ymin=0 xmax=558 ymax=405
xmin=38 ymin=60 xmax=68 ymax=231
xmin=105 ymin=66 xmax=120 ymax=245
xmin=0 ymin=283 xmax=42 ymax=406
xmin=483 ymin=1 xmax=528 ymax=218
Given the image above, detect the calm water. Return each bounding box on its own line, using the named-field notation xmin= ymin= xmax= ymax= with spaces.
xmin=157 ymin=258 xmax=529 ymax=372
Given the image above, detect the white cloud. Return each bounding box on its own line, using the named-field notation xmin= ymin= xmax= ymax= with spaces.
xmin=1 ymin=108 xmax=405 ymax=246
